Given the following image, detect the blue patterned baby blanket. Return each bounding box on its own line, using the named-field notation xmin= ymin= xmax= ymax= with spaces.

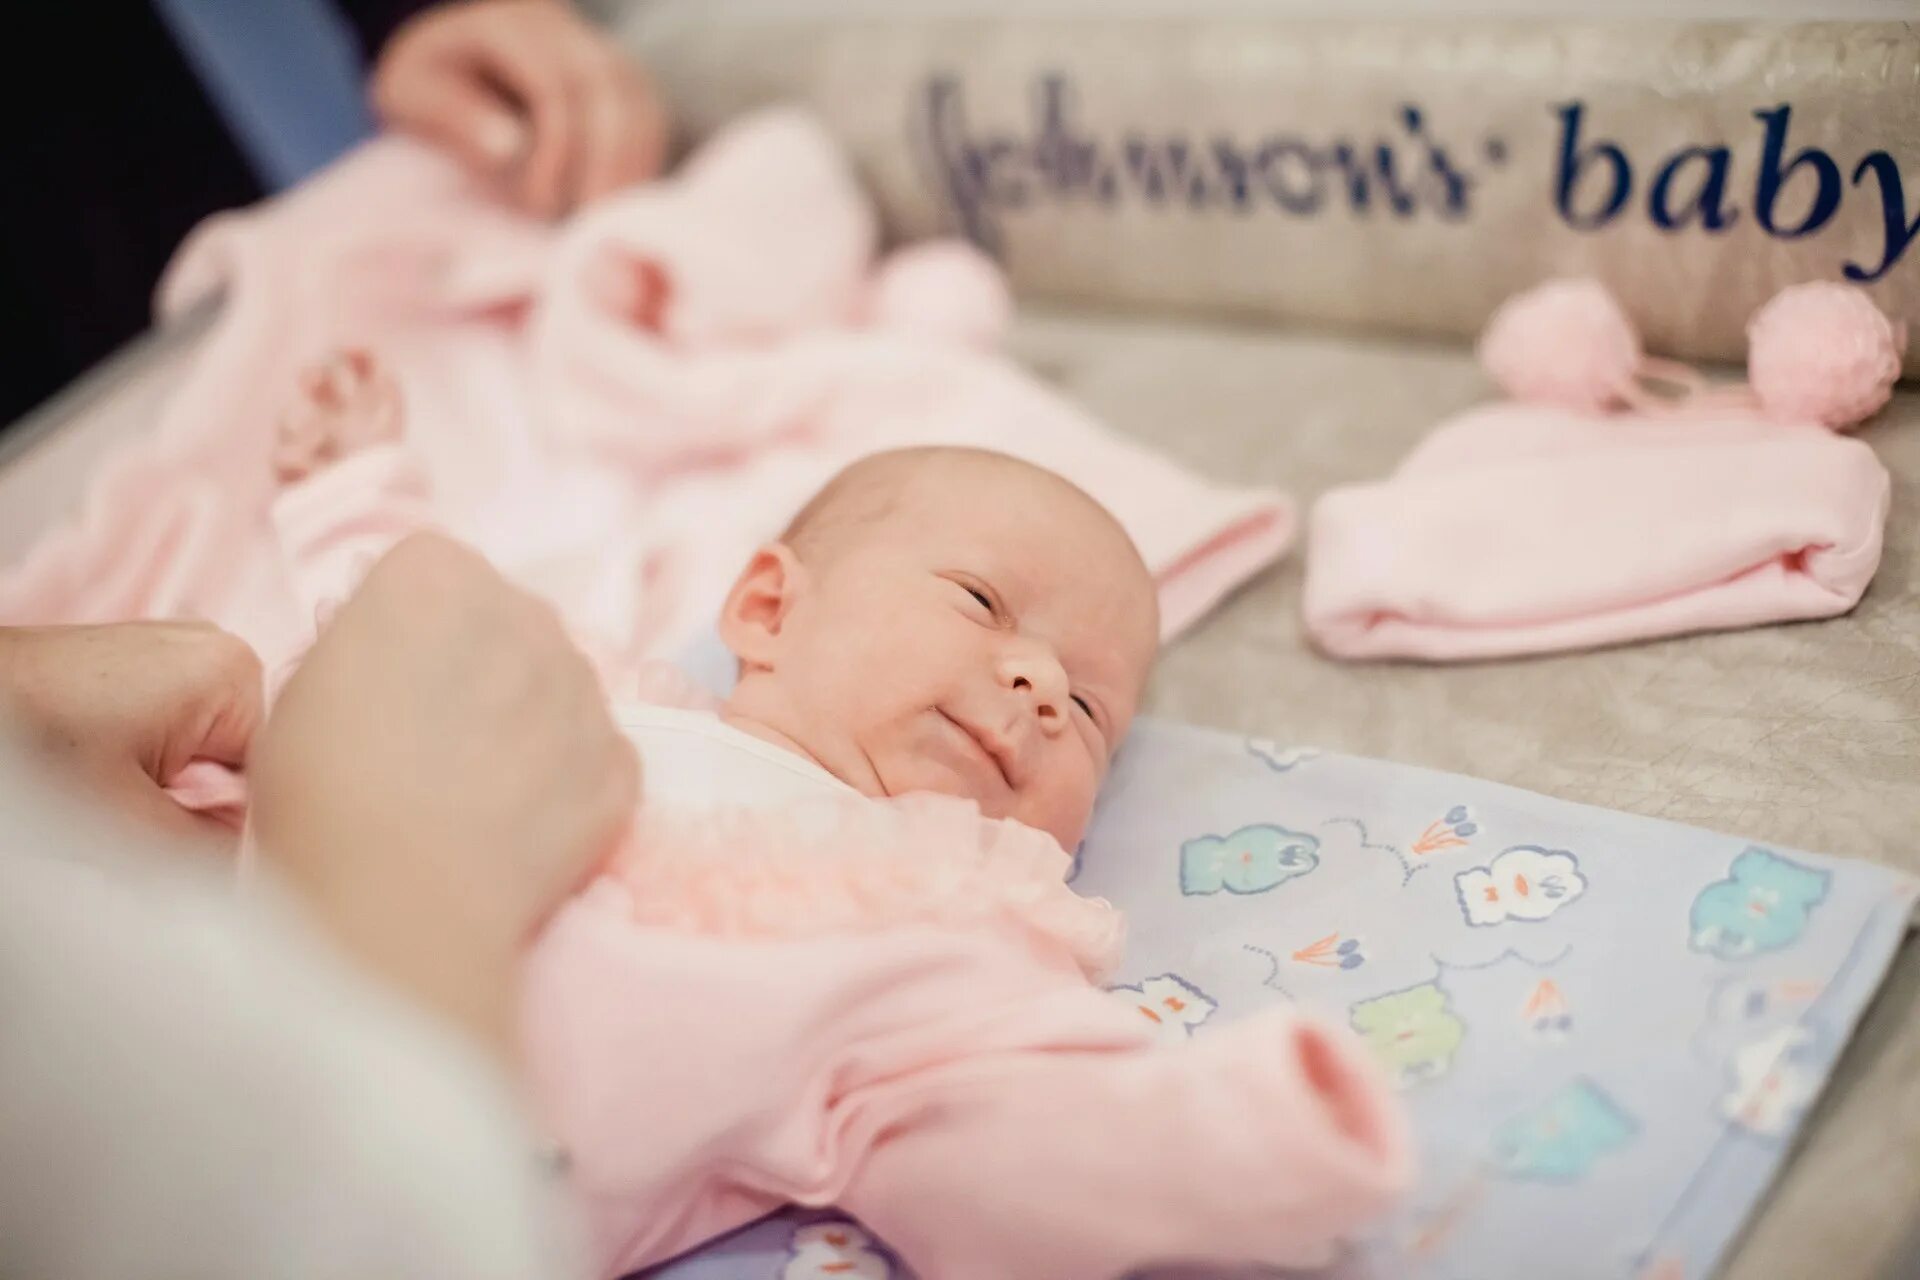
xmin=633 ymin=718 xmax=1917 ymax=1280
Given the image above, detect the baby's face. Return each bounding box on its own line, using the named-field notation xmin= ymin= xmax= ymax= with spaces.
xmin=728 ymin=462 xmax=1158 ymax=851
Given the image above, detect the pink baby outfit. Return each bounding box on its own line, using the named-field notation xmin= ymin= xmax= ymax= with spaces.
xmin=0 ymin=109 xmax=1294 ymax=699
xmin=1304 ymin=403 xmax=1891 ymax=661
xmin=525 ymin=785 xmax=1411 ymax=1279
xmin=178 ymin=682 xmax=1413 ymax=1278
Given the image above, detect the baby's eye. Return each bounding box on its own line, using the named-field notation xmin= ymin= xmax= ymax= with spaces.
xmin=966 ymin=586 xmax=993 ymax=610
xmin=1071 ymin=694 xmax=1093 ymax=717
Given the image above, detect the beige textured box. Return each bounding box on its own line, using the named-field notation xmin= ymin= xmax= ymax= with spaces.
xmin=618 ymin=12 xmax=1920 ymax=376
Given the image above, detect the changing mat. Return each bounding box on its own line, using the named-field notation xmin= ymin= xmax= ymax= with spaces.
xmin=622 ymin=718 xmax=1916 ymax=1280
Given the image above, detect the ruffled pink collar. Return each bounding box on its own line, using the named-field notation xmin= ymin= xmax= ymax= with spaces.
xmin=598 ymin=790 xmax=1124 ymax=984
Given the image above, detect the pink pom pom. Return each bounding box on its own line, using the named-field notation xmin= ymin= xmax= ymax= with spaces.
xmin=1747 ymin=282 xmax=1906 ymax=431
xmin=864 ymin=240 xmax=1013 ymax=348
xmin=1478 ymin=277 xmax=1641 ymax=413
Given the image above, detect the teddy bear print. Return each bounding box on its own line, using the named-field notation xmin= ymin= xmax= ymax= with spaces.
xmin=781 ymin=1221 xmax=891 ymax=1280
xmin=1690 ymin=847 xmax=1830 ymax=960
xmin=1108 ymin=974 xmax=1219 ymax=1045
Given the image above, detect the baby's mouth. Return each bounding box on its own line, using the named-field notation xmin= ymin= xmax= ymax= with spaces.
xmin=938 ymin=708 xmax=1015 ymax=791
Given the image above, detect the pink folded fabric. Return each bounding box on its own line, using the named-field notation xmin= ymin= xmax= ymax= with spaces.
xmin=528 ymin=791 xmax=1412 ymax=1279
xmin=1305 ymin=402 xmax=1891 ymax=661
xmin=0 ymin=110 xmax=1293 ymax=704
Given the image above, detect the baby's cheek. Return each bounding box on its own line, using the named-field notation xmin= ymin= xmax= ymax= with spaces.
xmin=1034 ymin=748 xmax=1102 ymax=850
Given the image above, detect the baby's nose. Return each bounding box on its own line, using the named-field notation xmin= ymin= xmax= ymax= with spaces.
xmin=998 ymin=645 xmax=1070 ymax=734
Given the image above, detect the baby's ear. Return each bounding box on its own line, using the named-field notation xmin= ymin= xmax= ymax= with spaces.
xmin=718 ymin=544 xmax=806 ymax=669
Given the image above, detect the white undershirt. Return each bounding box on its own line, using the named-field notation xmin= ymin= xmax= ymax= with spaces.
xmin=611 ymin=701 xmax=853 ymax=814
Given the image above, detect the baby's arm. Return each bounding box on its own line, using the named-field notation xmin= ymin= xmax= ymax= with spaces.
xmin=833 ymin=1000 xmax=1411 ymax=1280
xmin=272 ymin=349 xmax=409 ymax=486
xmin=526 ymin=898 xmax=1408 ymax=1280
xmin=269 ymin=351 xmax=437 ymax=640
xmin=264 ymin=349 xmax=670 ymax=702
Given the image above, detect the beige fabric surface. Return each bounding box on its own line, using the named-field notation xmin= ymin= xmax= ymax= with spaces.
xmin=615 ymin=10 xmax=1920 ymax=377
xmin=3 ymin=308 xmax=1916 ymax=1276
xmin=1007 ymin=306 xmax=1920 ymax=1280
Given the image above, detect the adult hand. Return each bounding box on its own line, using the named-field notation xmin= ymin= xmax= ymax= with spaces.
xmin=372 ymin=0 xmax=668 ymax=218
xmin=249 ymin=533 xmax=639 ymax=1054
xmin=0 ymin=621 xmax=263 ymax=848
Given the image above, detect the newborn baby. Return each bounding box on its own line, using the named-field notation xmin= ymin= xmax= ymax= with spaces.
xmin=268 ymin=352 xmax=1410 ymax=1280
xmin=632 ymin=442 xmax=1159 ymax=852
xmin=274 ymin=350 xmax=1153 ymax=853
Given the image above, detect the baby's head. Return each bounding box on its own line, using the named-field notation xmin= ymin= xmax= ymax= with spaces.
xmin=719 ymin=447 xmax=1160 ymax=851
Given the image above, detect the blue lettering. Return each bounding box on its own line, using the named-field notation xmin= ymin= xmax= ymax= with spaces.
xmin=1211 ymin=138 xmax=1255 ymax=212
xmin=1405 ymin=105 xmax=1474 ymax=220
xmin=1752 ymin=105 xmax=1840 ymax=238
xmin=1845 ymin=152 xmax=1920 ymax=284
xmin=1553 ymin=102 xmax=1632 ymax=230
xmin=917 ymin=76 xmax=995 ymax=250
xmin=1327 ymin=144 xmax=1420 ymax=216
xmin=918 ymin=76 xmax=1912 ymax=291
xmin=1184 ymin=144 xmax=1219 ymax=209
xmin=1329 ymin=145 xmax=1368 ymax=210
xmin=1030 ymin=76 xmax=1115 ymax=203
xmin=1649 ymin=146 xmax=1738 ymax=231
xmin=1255 ymin=139 xmax=1324 ymax=214
xmin=980 ymin=139 xmax=1032 ymax=208
xmin=1121 ymin=138 xmax=1203 ymax=206
xmin=1373 ymin=144 xmax=1421 ymax=216
xmin=915 ymin=74 xmax=1502 ymax=237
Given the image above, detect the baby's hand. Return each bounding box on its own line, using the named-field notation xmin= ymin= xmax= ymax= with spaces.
xmin=588 ymin=244 xmax=674 ymax=331
xmin=272 ymin=348 xmax=405 ymax=484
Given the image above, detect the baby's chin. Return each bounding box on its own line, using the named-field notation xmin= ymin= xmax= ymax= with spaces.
xmin=876 ymin=753 xmax=1009 ymax=816
xmin=776 ymin=725 xmax=997 ymax=813
xmin=883 ymin=758 xmax=1088 ymax=851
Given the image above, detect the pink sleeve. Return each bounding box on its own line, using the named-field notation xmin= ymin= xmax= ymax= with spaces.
xmin=525 ymin=884 xmax=1409 ymax=1279
xmin=836 ymin=1006 xmax=1412 ymax=1279
xmin=160 ymin=446 xmax=437 ymax=820
xmin=522 ymin=896 xmax=1143 ymax=1274
xmin=270 ymin=444 xmax=437 ymax=642
xmin=158 ymin=446 xmax=436 ymax=819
